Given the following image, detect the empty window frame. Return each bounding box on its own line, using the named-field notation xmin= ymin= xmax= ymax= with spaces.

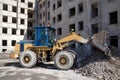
xmin=39 ymin=23 xmax=42 ymax=26
xmin=53 ymin=17 xmax=56 ymax=24
xmin=2 ymin=49 xmax=7 ymax=52
xmin=43 ymin=11 xmax=45 ymax=17
xmin=21 ymin=8 xmax=25 ymax=14
xmin=43 ymin=1 xmax=45 ymax=7
xmin=48 ymin=12 xmax=50 ymax=20
xmin=69 ymin=7 xmax=75 ymax=17
xmin=78 ymin=21 xmax=84 ymax=30
xmin=40 ymin=13 xmax=42 ymax=19
xmin=20 ymin=29 xmax=24 ymax=35
xmin=91 ymin=2 xmax=98 ymax=18
xmin=91 ymin=23 xmax=98 ymax=34
xmin=57 ymin=28 xmax=62 ymax=35
xmin=57 ymin=13 xmax=62 ymax=22
xmin=3 ymin=16 xmax=8 ymax=22
xmin=27 ymin=30 xmax=33 ymax=39
xmin=3 ymin=4 xmax=8 ymax=10
xmin=2 ymin=40 xmax=7 ymax=46
xmin=11 ymin=40 xmax=16 ymax=46
xmin=20 ymin=19 xmax=25 ymax=24
xmin=48 ymin=1 xmax=50 ymax=8
xmin=2 ymin=28 xmax=7 ymax=33
xmin=28 ymin=2 xmax=33 ymax=8
xmin=53 ymin=4 xmax=56 ymax=11
xmin=78 ymin=3 xmax=83 ymax=13
xmin=109 ymin=11 xmax=118 ymax=24
xmin=12 ymin=17 xmax=17 ymax=23
xmin=28 ymin=13 xmax=33 ymax=18
xmin=40 ymin=4 xmax=42 ymax=9
xmin=57 ymin=0 xmax=62 ymax=8
xmin=12 ymin=28 xmax=16 ymax=35
xmin=21 ymin=0 xmax=25 ymax=3
xmin=28 ymin=22 xmax=33 ymax=27
xmin=12 ymin=6 xmax=17 ymax=12
xmin=69 ymin=24 xmax=75 ymax=32
xmin=109 ymin=36 xmax=118 ymax=47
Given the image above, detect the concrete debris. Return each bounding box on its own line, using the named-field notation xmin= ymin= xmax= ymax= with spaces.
xmin=75 ymin=49 xmax=120 ymax=80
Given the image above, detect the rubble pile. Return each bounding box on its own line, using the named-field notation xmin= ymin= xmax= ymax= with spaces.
xmin=77 ymin=50 xmax=120 ymax=80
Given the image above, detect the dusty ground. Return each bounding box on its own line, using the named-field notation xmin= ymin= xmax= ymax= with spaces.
xmin=0 ymin=47 xmax=120 ymax=80
xmin=0 ymin=54 xmax=95 ymax=80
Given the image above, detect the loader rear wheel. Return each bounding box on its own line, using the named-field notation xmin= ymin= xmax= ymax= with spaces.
xmin=19 ymin=50 xmax=37 ymax=68
xmin=54 ymin=51 xmax=74 ymax=70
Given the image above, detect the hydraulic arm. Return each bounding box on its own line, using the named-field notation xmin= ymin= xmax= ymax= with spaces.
xmin=52 ymin=31 xmax=109 ymax=55
xmin=52 ymin=32 xmax=88 ymax=54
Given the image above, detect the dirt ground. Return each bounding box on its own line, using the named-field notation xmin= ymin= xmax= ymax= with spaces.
xmin=0 ymin=46 xmax=120 ymax=80
xmin=0 ymin=57 xmax=95 ymax=80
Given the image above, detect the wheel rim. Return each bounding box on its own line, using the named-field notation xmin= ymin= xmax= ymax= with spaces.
xmin=60 ymin=57 xmax=67 ymax=65
xmin=24 ymin=56 xmax=30 ymax=63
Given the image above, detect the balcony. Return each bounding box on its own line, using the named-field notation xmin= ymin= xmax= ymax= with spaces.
xmin=28 ymin=8 xmax=34 ymax=13
xmin=28 ymin=15 xmax=34 ymax=22
xmin=28 ymin=2 xmax=34 ymax=13
xmin=28 ymin=18 xmax=34 ymax=22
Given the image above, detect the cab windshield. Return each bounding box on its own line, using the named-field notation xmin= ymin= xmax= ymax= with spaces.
xmin=34 ymin=27 xmax=56 ymax=47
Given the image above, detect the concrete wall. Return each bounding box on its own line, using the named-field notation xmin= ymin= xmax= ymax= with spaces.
xmin=48 ymin=0 xmax=120 ymax=49
xmin=100 ymin=0 xmax=120 ymax=48
xmin=0 ymin=0 xmax=35 ymax=52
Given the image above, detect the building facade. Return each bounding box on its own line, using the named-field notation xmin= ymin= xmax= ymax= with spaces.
xmin=38 ymin=0 xmax=120 ymax=49
xmin=0 ymin=0 xmax=120 ymax=52
xmin=0 ymin=0 xmax=35 ymax=52
xmin=38 ymin=0 xmax=50 ymax=26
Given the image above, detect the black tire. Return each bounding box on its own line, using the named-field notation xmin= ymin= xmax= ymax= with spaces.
xmin=54 ymin=51 xmax=74 ymax=70
xmin=19 ymin=50 xmax=37 ymax=68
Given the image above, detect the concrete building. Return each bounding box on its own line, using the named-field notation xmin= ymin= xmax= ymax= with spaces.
xmin=38 ymin=0 xmax=50 ymax=26
xmin=0 ymin=0 xmax=35 ymax=52
xmin=0 ymin=0 xmax=119 ymax=52
xmin=38 ymin=0 xmax=120 ymax=49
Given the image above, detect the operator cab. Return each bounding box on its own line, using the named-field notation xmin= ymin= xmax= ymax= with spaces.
xmin=34 ymin=26 xmax=56 ymax=47
xmin=14 ymin=26 xmax=56 ymax=52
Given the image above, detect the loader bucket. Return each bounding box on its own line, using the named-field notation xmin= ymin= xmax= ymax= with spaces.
xmin=89 ymin=30 xmax=109 ymax=52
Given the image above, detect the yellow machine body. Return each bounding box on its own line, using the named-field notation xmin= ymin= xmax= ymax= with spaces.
xmin=9 ymin=43 xmax=34 ymax=58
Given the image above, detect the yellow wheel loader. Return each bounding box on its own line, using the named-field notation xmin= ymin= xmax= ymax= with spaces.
xmin=9 ymin=26 xmax=110 ymax=70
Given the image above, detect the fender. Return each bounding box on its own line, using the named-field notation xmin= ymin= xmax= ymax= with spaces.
xmin=67 ymin=50 xmax=77 ymax=59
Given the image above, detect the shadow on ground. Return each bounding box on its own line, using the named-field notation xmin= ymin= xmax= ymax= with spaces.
xmin=4 ymin=62 xmax=20 ymax=67
xmin=77 ymin=50 xmax=108 ymax=68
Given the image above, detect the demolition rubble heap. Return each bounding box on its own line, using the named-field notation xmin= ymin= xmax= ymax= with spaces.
xmin=77 ymin=47 xmax=120 ymax=80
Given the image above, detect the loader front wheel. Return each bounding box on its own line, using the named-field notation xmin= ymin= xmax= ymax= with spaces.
xmin=54 ymin=51 xmax=74 ymax=70
xmin=19 ymin=51 xmax=37 ymax=68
